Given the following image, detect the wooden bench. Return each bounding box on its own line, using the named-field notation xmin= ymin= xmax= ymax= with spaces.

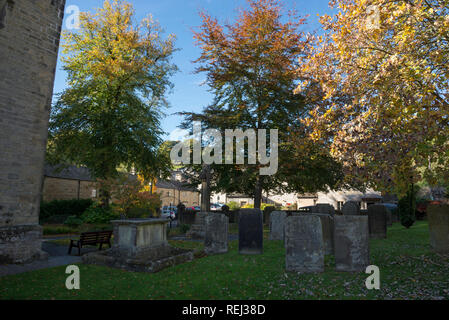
xmin=68 ymin=230 xmax=113 ymax=256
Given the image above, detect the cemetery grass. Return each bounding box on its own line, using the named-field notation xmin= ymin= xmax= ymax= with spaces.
xmin=1 ymin=221 xmax=448 ymax=300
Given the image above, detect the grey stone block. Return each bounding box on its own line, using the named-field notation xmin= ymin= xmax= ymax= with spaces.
xmin=205 ymin=213 xmax=228 ymax=255
xmin=334 ymin=215 xmax=370 ymax=272
xmin=428 ymin=204 xmax=449 ymax=253
xmin=285 ymin=215 xmax=324 ymax=273
xmin=368 ymin=205 xmax=387 ymax=239
xmin=269 ymin=211 xmax=287 ymax=241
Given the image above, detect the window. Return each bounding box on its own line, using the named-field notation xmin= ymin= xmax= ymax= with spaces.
xmin=337 ymin=201 xmax=344 ymax=210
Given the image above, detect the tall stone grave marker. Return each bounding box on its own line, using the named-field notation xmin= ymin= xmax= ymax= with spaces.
xmin=239 ymin=209 xmax=263 ymax=255
xmin=341 ymin=201 xmax=361 ymax=216
xmin=269 ymin=211 xmax=287 ymax=241
xmin=205 ymin=213 xmax=229 ymax=255
xmin=186 ymin=212 xmax=208 ymax=239
xmin=334 ymin=215 xmax=370 ymax=272
xmin=367 ymin=205 xmax=387 ymax=239
xmin=427 ymin=204 xmax=449 ymax=253
xmin=285 ymin=215 xmax=324 ymax=273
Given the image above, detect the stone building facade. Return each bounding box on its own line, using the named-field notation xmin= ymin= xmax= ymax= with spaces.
xmin=0 ymin=0 xmax=66 ymax=263
xmin=42 ymin=164 xmax=97 ymax=202
xmin=41 ymin=164 xmax=200 ymax=208
xmin=155 ymin=180 xmax=200 ymax=207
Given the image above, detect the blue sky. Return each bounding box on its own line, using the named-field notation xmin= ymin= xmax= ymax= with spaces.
xmin=53 ymin=0 xmax=334 ymax=140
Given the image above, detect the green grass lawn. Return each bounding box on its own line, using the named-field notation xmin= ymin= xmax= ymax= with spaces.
xmin=1 ymin=221 xmax=448 ymax=300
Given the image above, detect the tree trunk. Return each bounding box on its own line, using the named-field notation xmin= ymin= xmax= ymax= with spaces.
xmin=254 ymin=176 xmax=262 ymax=209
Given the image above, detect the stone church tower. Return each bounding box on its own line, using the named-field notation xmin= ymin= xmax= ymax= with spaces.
xmin=0 ymin=0 xmax=66 ymax=263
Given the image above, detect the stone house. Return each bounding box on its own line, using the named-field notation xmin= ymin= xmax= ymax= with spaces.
xmin=42 ymin=164 xmax=97 ymax=202
xmin=42 ymin=164 xmax=200 ymax=207
xmin=155 ymin=180 xmax=200 ymax=207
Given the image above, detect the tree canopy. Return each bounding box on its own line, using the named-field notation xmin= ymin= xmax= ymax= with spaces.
xmin=179 ymin=0 xmax=343 ymax=208
xmin=295 ymin=0 xmax=449 ymax=195
xmin=48 ymin=0 xmax=177 ymax=183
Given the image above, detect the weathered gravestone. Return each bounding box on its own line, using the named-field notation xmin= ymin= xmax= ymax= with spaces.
xmin=204 ymin=213 xmax=229 ymax=255
xmin=367 ymin=205 xmax=387 ymax=239
xmin=314 ymin=204 xmax=335 ymax=215
xmin=239 ymin=209 xmax=263 ymax=255
xmin=290 ymin=212 xmax=334 ymax=255
xmin=427 ymin=204 xmax=449 ymax=253
xmin=269 ymin=211 xmax=287 ymax=241
xmin=263 ymin=206 xmax=276 ymax=225
xmin=285 ymin=215 xmax=324 ymax=273
xmin=186 ymin=212 xmax=208 ymax=239
xmin=341 ymin=201 xmax=361 ymax=216
xmin=334 ymin=215 xmax=370 ymax=272
xmin=385 ymin=210 xmax=392 ymax=227
xmin=312 ymin=213 xmax=334 ymax=255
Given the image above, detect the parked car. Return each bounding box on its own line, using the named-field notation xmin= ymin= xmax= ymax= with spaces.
xmin=210 ymin=203 xmax=222 ymax=211
xmin=161 ymin=206 xmax=177 ymax=220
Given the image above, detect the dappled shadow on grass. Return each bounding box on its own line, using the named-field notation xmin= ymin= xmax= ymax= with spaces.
xmin=0 ymin=221 xmax=448 ymax=300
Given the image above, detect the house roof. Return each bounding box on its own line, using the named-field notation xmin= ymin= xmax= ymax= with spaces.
xmin=155 ymin=179 xmax=199 ymax=193
xmin=44 ymin=164 xmax=138 ymax=182
xmin=44 ymin=164 xmax=95 ymax=181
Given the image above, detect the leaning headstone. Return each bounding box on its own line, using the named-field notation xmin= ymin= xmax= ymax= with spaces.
xmin=341 ymin=201 xmax=361 ymax=216
xmin=314 ymin=204 xmax=335 ymax=215
xmin=186 ymin=212 xmax=208 ymax=239
xmin=334 ymin=215 xmax=370 ymax=272
xmin=285 ymin=215 xmax=324 ymax=273
xmin=311 ymin=213 xmax=334 ymax=255
xmin=269 ymin=211 xmax=287 ymax=241
xmin=368 ymin=205 xmax=387 ymax=239
xmin=427 ymin=204 xmax=449 ymax=254
xmin=263 ymin=206 xmax=276 ymax=225
xmin=238 ymin=209 xmax=263 ymax=255
xmin=205 ymin=213 xmax=229 ymax=255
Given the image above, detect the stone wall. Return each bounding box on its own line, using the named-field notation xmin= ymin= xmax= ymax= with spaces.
xmin=0 ymin=0 xmax=65 ymax=263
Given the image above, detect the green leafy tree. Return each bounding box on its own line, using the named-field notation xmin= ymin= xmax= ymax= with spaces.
xmin=48 ymin=0 xmax=177 ymax=204
xmin=180 ymin=0 xmax=343 ymax=208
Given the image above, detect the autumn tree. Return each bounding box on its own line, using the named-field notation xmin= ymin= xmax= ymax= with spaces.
xmin=296 ymin=0 xmax=449 ymax=196
xmin=48 ymin=0 xmax=177 ymax=204
xmin=180 ymin=0 xmax=342 ymax=208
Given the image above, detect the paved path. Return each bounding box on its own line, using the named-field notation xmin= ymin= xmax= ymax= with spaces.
xmin=0 ymin=232 xmax=238 ymax=277
xmin=0 ymin=242 xmax=95 ymax=277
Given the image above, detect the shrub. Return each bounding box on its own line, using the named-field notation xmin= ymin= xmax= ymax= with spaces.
xmin=108 ymin=174 xmax=162 ymax=218
xmin=398 ymin=185 xmax=418 ymax=228
xmin=81 ymin=204 xmax=119 ymax=224
xmin=43 ymin=225 xmax=77 ymax=235
xmin=227 ymin=201 xmax=240 ymax=211
xmin=40 ymin=199 xmax=94 ymax=223
xmin=179 ymin=224 xmax=190 ymax=234
xmin=64 ymin=215 xmax=83 ymax=228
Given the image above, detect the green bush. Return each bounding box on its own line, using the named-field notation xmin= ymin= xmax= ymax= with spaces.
xmin=64 ymin=215 xmax=83 ymax=228
xmin=81 ymin=204 xmax=119 ymax=224
xmin=126 ymin=207 xmax=152 ymax=219
xmin=43 ymin=225 xmax=77 ymax=235
xmin=40 ymin=199 xmax=93 ymax=223
xmin=179 ymin=224 xmax=190 ymax=234
xmin=398 ymin=185 xmax=418 ymax=228
xmin=227 ymin=201 xmax=240 ymax=211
